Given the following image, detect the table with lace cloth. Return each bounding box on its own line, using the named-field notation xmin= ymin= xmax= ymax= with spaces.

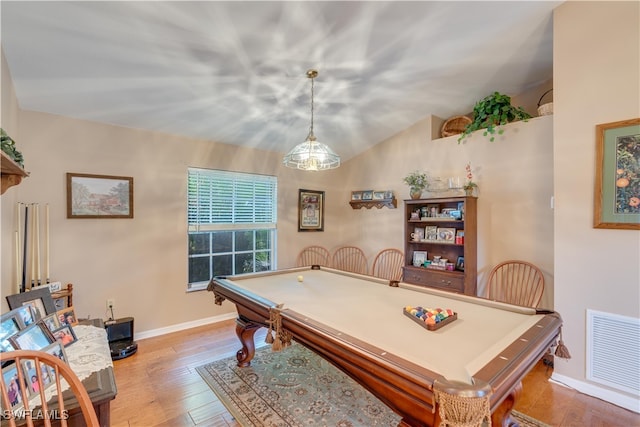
xmin=60 ymin=320 xmax=117 ymax=426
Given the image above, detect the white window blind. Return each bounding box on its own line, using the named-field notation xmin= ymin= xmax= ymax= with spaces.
xmin=188 ymin=168 xmax=277 ymax=230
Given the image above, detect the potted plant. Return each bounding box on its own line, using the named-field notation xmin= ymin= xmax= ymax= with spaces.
xmin=403 ymin=171 xmax=429 ymax=199
xmin=463 ymin=162 xmax=478 ymax=196
xmin=458 ymin=92 xmax=532 ymax=143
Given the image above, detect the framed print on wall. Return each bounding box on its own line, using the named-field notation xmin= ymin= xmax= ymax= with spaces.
xmin=299 ymin=189 xmax=324 ymax=231
xmin=67 ymin=173 xmax=134 ymax=218
xmin=594 ymin=118 xmax=640 ymax=229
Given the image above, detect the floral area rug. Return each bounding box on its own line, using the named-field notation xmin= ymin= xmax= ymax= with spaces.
xmin=196 ymin=342 xmax=548 ymax=427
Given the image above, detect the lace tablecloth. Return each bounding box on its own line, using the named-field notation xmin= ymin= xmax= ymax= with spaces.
xmin=66 ymin=324 xmax=113 ymax=380
xmin=38 ymin=324 xmax=113 ymax=404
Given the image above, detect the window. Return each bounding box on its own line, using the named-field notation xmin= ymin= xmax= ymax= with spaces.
xmin=187 ymin=168 xmax=277 ymax=290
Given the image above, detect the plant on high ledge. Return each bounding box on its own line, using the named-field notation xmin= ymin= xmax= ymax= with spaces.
xmin=463 ymin=162 xmax=477 ymax=195
xmin=458 ymin=92 xmax=532 ymax=143
xmin=403 ymin=170 xmax=429 ymax=199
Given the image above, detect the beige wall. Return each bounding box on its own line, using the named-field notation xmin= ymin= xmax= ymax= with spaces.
xmin=337 ymin=114 xmax=555 ymax=307
xmin=0 ymin=106 xmax=351 ymax=332
xmin=552 ymin=1 xmax=640 ymax=410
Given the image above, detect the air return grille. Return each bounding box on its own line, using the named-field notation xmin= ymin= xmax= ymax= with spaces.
xmin=587 ymin=309 xmax=640 ymax=395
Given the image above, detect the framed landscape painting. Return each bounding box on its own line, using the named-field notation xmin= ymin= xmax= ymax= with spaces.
xmin=67 ymin=173 xmax=133 ymax=219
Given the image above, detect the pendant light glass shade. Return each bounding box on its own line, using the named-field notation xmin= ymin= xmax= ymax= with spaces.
xmin=283 ymin=69 xmax=340 ymax=171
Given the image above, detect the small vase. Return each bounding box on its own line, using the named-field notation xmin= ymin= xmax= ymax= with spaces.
xmin=410 ymin=189 xmax=422 ymax=199
xmin=464 ymin=187 xmax=475 ymax=197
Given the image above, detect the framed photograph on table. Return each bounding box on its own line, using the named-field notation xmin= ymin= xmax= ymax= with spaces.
xmin=10 ymin=322 xmax=55 ymax=351
xmin=593 ymin=118 xmax=640 ymax=229
xmin=6 ymin=287 xmax=57 ymax=318
xmin=299 ymin=189 xmax=324 ymax=232
xmin=351 ymin=191 xmax=362 ymax=201
xmin=436 ymin=227 xmax=456 ymax=243
xmin=456 ymin=256 xmax=465 ymax=271
xmin=2 ymin=363 xmax=26 ymax=410
xmin=1 ymin=310 xmax=25 ymax=353
xmin=66 ymin=173 xmax=134 ymax=219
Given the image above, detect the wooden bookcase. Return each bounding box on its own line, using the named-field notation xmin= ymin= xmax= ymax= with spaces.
xmin=402 ymin=196 xmax=477 ymax=295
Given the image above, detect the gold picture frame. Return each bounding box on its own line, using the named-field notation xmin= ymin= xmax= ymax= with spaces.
xmin=593 ymin=118 xmax=640 ymax=229
xmin=298 ymin=189 xmax=324 ymax=231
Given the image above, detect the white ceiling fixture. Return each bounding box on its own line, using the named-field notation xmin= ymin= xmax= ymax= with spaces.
xmin=283 ymin=69 xmax=340 ymax=171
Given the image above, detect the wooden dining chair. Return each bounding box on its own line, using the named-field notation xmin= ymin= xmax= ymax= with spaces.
xmin=371 ymin=248 xmax=404 ymax=282
xmin=296 ymin=245 xmax=331 ymax=267
xmin=487 ymin=260 xmax=545 ymax=308
xmin=331 ymin=246 xmax=368 ymax=275
xmin=0 ymin=349 xmax=99 ymax=427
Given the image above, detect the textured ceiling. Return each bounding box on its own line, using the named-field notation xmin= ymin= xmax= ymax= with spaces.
xmin=1 ymin=1 xmax=561 ymax=161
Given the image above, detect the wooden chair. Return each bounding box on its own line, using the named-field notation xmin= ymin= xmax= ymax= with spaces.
xmin=296 ymin=245 xmax=331 ymax=267
xmin=371 ymin=248 xmax=404 ymax=282
xmin=331 ymin=246 xmax=368 ymax=275
xmin=487 ymin=260 xmax=545 ymax=308
xmin=0 ymin=349 xmax=99 ymax=427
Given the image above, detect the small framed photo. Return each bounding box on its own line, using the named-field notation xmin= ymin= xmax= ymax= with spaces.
xmin=13 ymin=306 xmax=37 ymax=328
xmin=361 ymin=190 xmax=373 ymax=200
xmin=41 ymin=313 xmax=61 ymax=333
xmin=1 ymin=310 xmax=25 ymax=353
xmin=10 ymin=322 xmax=55 ymax=351
xmin=412 ymin=251 xmax=428 ymax=267
xmin=56 ymin=307 xmax=78 ymax=327
xmin=427 ymin=205 xmax=439 ymax=217
xmin=373 ymin=191 xmax=385 ymax=200
xmin=425 ymin=226 xmax=438 ymax=241
xmin=437 ymin=227 xmax=456 ymax=243
xmin=42 ymin=341 xmax=68 ymax=363
xmin=456 ymin=256 xmax=465 ymax=271
xmin=51 ymin=325 xmax=77 ymax=347
xmin=66 ymin=172 xmax=134 ymax=219
xmin=22 ymin=357 xmax=54 ymax=397
xmin=351 ymin=191 xmax=362 ymax=201
xmin=3 ymin=363 xmax=26 ymax=410
xmin=384 ymin=190 xmax=393 ymax=199
xmin=6 ymin=287 xmax=57 ymax=318
xmin=412 ymin=227 xmax=425 ymax=241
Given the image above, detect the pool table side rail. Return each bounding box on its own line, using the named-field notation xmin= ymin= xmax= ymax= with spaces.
xmin=473 ymin=312 xmax=562 ymax=413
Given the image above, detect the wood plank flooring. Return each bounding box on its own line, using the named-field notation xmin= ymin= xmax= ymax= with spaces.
xmin=110 ymin=319 xmax=639 ymax=427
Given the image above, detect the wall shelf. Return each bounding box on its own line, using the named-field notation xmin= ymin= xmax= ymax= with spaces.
xmin=1 ymin=150 xmax=29 ymax=195
xmin=349 ymin=198 xmax=397 ymax=209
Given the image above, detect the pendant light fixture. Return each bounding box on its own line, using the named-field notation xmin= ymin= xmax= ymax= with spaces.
xmin=283 ymin=69 xmax=341 ymax=171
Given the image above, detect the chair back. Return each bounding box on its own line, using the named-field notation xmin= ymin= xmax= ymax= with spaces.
xmin=372 ymin=248 xmax=404 ymax=282
xmin=331 ymin=246 xmax=368 ymax=275
xmin=0 ymin=349 xmax=99 ymax=427
xmin=487 ymin=260 xmax=545 ymax=307
xmin=296 ymin=245 xmax=331 ymax=267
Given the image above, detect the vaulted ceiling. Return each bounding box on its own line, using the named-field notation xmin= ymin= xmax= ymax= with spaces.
xmin=1 ymin=1 xmax=561 ymax=161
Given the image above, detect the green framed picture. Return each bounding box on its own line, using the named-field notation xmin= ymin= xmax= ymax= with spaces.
xmin=594 ymin=118 xmax=640 ymax=230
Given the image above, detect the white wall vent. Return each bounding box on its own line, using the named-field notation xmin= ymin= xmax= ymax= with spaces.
xmin=587 ymin=309 xmax=640 ymax=395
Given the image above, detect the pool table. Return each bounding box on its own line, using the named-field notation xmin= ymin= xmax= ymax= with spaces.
xmin=208 ymin=266 xmax=562 ymax=427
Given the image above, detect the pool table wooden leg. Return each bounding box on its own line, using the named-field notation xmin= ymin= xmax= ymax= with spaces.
xmin=491 ymin=381 xmax=523 ymax=427
xmin=235 ymin=317 xmax=262 ymax=367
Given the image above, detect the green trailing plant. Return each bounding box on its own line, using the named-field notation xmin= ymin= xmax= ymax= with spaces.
xmin=458 ymin=92 xmax=532 ymax=143
xmin=0 ymin=128 xmax=24 ymax=166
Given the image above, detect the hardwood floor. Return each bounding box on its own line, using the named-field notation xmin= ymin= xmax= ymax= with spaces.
xmin=110 ymin=319 xmax=639 ymax=427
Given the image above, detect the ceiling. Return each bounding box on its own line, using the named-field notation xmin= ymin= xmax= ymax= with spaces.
xmin=1 ymin=1 xmax=561 ymax=161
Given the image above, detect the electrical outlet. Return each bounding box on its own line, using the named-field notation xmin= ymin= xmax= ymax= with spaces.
xmin=106 ymin=299 xmax=115 ymax=310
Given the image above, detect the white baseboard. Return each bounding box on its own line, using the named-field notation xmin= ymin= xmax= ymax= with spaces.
xmin=135 ymin=312 xmax=237 ymax=341
xmin=551 ymin=372 xmax=640 ymax=414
